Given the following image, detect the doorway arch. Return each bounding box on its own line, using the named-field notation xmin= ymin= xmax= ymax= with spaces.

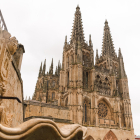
xmin=103 ymin=130 xmax=118 ymax=140
xmin=84 ymin=135 xmax=94 ymax=140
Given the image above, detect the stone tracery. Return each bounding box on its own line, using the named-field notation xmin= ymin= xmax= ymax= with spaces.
xmin=98 ymin=102 xmax=108 ymax=118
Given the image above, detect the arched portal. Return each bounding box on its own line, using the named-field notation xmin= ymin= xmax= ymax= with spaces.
xmin=103 ymin=130 xmax=118 ymax=140
xmin=84 ymin=135 xmax=94 ymax=140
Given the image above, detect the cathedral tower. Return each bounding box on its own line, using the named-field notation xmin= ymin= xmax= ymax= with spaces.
xmin=58 ymin=5 xmax=94 ymax=124
xmin=29 ymin=6 xmax=134 ymax=139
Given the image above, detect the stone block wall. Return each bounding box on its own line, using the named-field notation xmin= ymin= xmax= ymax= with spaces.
xmin=0 ymin=29 xmax=24 ymax=127
xmin=24 ymin=100 xmax=70 ymax=120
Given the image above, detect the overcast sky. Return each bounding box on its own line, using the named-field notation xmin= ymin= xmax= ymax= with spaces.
xmin=1 ymin=0 xmax=140 ymax=135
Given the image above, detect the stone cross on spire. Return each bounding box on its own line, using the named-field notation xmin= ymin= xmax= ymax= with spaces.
xmin=71 ymin=5 xmax=85 ymax=43
xmin=102 ymin=20 xmax=116 ymax=58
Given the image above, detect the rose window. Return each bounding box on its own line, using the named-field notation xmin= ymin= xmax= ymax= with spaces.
xmin=98 ymin=103 xmax=108 ymax=118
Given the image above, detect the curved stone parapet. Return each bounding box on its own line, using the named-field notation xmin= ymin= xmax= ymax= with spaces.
xmin=0 ymin=118 xmax=84 ymax=140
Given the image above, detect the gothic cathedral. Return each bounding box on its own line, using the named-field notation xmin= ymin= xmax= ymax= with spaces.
xmin=25 ymin=6 xmax=134 ymax=139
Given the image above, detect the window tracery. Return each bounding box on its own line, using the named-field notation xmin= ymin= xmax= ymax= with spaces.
xmin=98 ymin=103 xmax=108 ymax=118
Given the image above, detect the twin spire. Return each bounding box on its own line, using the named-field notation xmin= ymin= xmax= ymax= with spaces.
xmin=71 ymin=5 xmax=85 ymax=43
xmin=101 ymin=20 xmax=116 ymax=58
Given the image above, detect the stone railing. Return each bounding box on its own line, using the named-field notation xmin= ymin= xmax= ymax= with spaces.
xmin=24 ymin=100 xmax=69 ymax=110
xmin=24 ymin=116 xmax=72 ymax=124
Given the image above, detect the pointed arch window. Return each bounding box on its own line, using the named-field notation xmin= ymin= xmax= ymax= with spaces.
xmin=52 ymin=80 xmax=55 ymax=87
xmin=85 ymin=104 xmax=87 ymax=122
xmin=52 ymin=92 xmax=55 ymax=100
xmin=67 ymin=72 xmax=69 ymax=86
xmin=65 ymin=97 xmax=68 ymax=106
xmin=86 ymin=72 xmax=88 ymax=88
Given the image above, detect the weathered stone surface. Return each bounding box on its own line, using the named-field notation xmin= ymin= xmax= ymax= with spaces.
xmin=0 ymin=118 xmax=84 ymax=140
xmin=26 ymin=5 xmax=135 ymax=140
xmin=0 ymin=27 xmax=24 ymax=127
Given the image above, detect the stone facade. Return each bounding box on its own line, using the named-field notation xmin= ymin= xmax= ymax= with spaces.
xmin=25 ymin=6 xmax=135 ymax=140
xmin=0 ymin=26 xmax=25 ymax=127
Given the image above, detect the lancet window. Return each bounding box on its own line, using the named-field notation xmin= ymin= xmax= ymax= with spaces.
xmin=85 ymin=104 xmax=87 ymax=122
xmin=52 ymin=80 xmax=55 ymax=88
xmin=67 ymin=72 xmax=69 ymax=86
xmin=65 ymin=97 xmax=68 ymax=106
xmin=52 ymin=92 xmax=55 ymax=100
xmin=86 ymin=72 xmax=88 ymax=88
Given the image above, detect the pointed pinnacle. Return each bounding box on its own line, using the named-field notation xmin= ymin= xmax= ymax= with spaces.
xmin=65 ymin=35 xmax=67 ymax=43
xmin=40 ymin=62 xmax=42 ymax=71
xmin=51 ymin=58 xmax=53 ymax=67
xmin=96 ymin=49 xmax=98 ymax=57
xmin=105 ymin=19 xmax=108 ymax=24
xmin=89 ymin=34 xmax=91 ymax=41
xmin=119 ymin=48 xmax=123 ymax=58
xmin=38 ymin=62 xmax=43 ymax=77
xmin=76 ymin=5 xmax=80 ymax=10
xmin=89 ymin=34 xmax=92 ymax=46
xmin=43 ymin=59 xmax=46 ymax=74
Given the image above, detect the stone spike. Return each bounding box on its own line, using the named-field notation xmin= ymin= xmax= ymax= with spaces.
xmin=89 ymin=34 xmax=92 ymax=46
xmin=101 ymin=20 xmax=116 ymax=58
xmin=96 ymin=49 xmax=98 ymax=58
xmin=49 ymin=58 xmax=53 ymax=75
xmin=95 ymin=49 xmax=99 ymax=64
xmin=70 ymin=5 xmax=85 ymax=43
xmin=42 ymin=59 xmax=46 ymax=76
xmin=38 ymin=62 xmax=42 ymax=78
xmin=51 ymin=58 xmax=53 ymax=68
xmin=58 ymin=60 xmax=61 ymax=75
xmin=55 ymin=66 xmax=58 ymax=75
xmin=118 ymin=48 xmax=127 ymax=79
xmin=65 ymin=35 xmax=67 ymax=43
xmin=119 ymin=48 xmax=123 ymax=58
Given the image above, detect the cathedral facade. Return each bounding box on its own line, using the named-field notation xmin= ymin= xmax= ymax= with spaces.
xmin=24 ymin=6 xmax=134 ymax=140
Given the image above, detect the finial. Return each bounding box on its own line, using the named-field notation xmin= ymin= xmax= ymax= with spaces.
xmin=89 ymin=34 xmax=91 ymax=40
xmin=76 ymin=5 xmax=80 ymax=9
xmin=96 ymin=49 xmax=98 ymax=56
xmin=105 ymin=19 xmax=108 ymax=24
xmin=89 ymin=34 xmax=92 ymax=46
xmin=119 ymin=48 xmax=122 ymax=58
xmin=51 ymin=58 xmax=53 ymax=66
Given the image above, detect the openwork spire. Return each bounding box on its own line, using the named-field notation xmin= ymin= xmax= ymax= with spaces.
xmin=71 ymin=5 xmax=85 ymax=43
xmin=102 ymin=20 xmax=116 ymax=58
